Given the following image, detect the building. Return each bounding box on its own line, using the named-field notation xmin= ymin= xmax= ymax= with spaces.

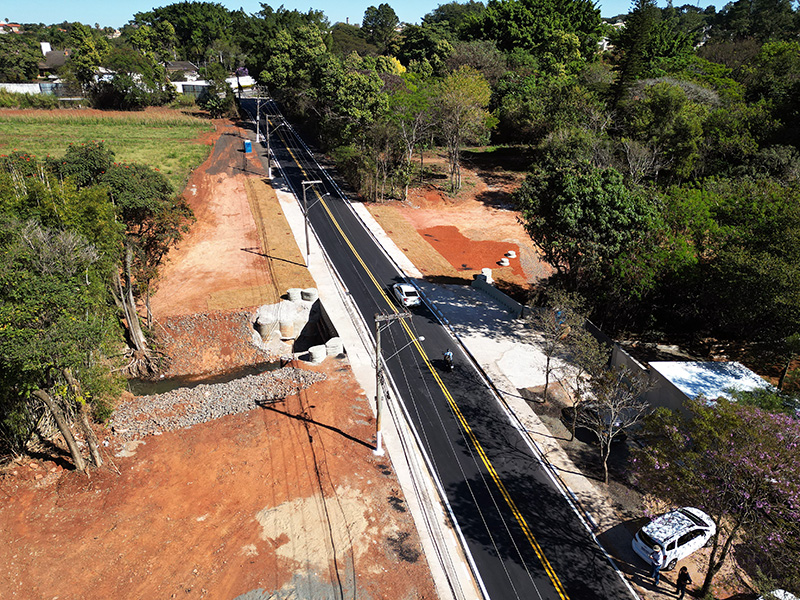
xmin=648 ymin=361 xmax=774 ymax=413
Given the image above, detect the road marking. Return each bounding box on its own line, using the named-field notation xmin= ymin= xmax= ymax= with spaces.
xmin=277 ymin=127 xmax=570 ymax=600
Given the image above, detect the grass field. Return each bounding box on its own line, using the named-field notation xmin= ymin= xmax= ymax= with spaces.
xmin=0 ymin=107 xmax=214 ymax=191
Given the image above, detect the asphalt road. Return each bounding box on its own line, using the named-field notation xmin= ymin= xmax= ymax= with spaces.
xmin=243 ymin=99 xmax=635 ymax=600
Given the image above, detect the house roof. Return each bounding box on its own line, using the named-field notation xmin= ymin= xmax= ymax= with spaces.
xmin=166 ymin=61 xmax=198 ymax=72
xmin=38 ymin=50 xmax=68 ymax=70
xmin=649 ymin=361 xmax=773 ymax=401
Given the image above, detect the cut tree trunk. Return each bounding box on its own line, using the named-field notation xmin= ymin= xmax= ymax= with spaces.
xmin=63 ymin=369 xmax=103 ymax=468
xmin=32 ymin=389 xmax=86 ymax=471
xmin=122 ymin=242 xmax=148 ymax=353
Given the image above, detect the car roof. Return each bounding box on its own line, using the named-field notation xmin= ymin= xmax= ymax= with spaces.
xmin=395 ymin=283 xmax=416 ymax=293
xmin=760 ymin=591 xmax=800 ymax=600
xmin=643 ymin=508 xmax=712 ymax=542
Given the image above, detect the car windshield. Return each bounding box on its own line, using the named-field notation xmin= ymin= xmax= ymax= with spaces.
xmin=638 ymin=529 xmax=660 ymax=548
xmin=679 ymin=509 xmax=707 ymax=527
xmin=405 ymin=290 xmax=418 ymax=297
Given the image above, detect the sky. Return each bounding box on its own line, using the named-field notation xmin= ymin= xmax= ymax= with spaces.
xmin=8 ymin=0 xmax=717 ymax=29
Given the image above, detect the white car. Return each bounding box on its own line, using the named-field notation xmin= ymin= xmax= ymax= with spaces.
xmin=632 ymin=507 xmax=716 ymax=570
xmin=392 ymin=283 xmax=421 ymax=307
xmin=760 ymin=592 xmax=800 ymax=600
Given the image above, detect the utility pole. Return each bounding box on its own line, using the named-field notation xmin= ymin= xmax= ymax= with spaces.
xmin=301 ymin=180 xmax=323 ymax=263
xmin=374 ymin=312 xmax=414 ymax=456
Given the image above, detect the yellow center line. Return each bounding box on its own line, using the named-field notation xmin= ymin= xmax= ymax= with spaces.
xmin=277 ymin=127 xmax=569 ymax=599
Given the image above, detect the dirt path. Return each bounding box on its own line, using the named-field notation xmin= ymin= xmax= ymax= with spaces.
xmin=0 ymin=119 xmax=437 ymax=600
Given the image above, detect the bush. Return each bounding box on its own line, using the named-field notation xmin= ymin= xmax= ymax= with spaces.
xmin=0 ymin=89 xmax=60 ymax=109
xmin=170 ymin=94 xmax=196 ymax=108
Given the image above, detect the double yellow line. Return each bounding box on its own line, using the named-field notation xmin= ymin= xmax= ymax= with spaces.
xmin=278 ymin=130 xmax=569 ymax=600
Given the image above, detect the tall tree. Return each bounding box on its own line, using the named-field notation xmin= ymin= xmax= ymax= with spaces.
xmin=100 ymin=162 xmax=193 ymax=376
xmin=362 ymin=3 xmax=400 ymax=54
xmin=635 ymin=398 xmax=800 ymax=596
xmin=388 ymin=76 xmax=434 ymax=200
xmin=610 ymin=0 xmax=658 ymax=107
xmin=68 ymin=22 xmax=110 ymax=90
xmin=433 ymin=65 xmax=494 ymax=191
xmin=134 ymin=1 xmax=233 ymax=64
xmin=515 ymin=161 xmax=655 ymax=285
xmin=462 ymin=0 xmax=602 ymax=66
xmin=423 ymin=0 xmax=486 ymax=36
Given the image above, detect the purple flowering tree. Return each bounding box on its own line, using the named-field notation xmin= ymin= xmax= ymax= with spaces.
xmin=633 ymin=397 xmax=800 ymax=596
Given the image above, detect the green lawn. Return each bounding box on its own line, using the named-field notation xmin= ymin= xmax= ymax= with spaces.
xmin=0 ymin=108 xmax=214 ymax=192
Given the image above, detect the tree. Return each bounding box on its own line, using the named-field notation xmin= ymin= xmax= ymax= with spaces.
xmin=68 ymin=23 xmax=110 ymax=90
xmin=316 ymin=55 xmax=389 ymax=149
xmin=620 ymin=80 xmax=708 ymax=180
xmin=0 ymin=35 xmax=41 ymax=82
xmin=423 ymin=0 xmax=485 ymax=35
xmin=257 ymin=24 xmax=328 ymax=111
xmin=515 ymin=162 xmax=655 ymax=285
xmin=462 ymin=0 xmax=602 ymax=67
xmin=100 ymin=162 xmax=194 ymax=376
xmin=610 ymin=0 xmax=658 ymax=106
xmin=362 ymin=3 xmax=399 ymax=54
xmin=527 ymin=288 xmax=600 ymax=404
xmin=634 ymin=398 xmax=800 ymax=596
xmin=0 ymin=218 xmax=116 ymax=469
xmin=388 ymin=77 xmax=434 ymax=200
xmin=433 ymin=65 xmax=494 ymax=191
xmin=134 ymin=1 xmax=234 ymax=64
xmin=446 ymin=40 xmax=507 ymax=85
xmin=330 ymin=22 xmax=377 ymax=57
xmin=577 ymin=366 xmax=651 ymax=483
xmin=396 ymin=23 xmax=454 ymax=75
xmin=198 ymin=61 xmax=234 ymax=118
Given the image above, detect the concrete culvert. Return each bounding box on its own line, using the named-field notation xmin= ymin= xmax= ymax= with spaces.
xmin=287 ymin=288 xmax=302 ymax=302
xmin=325 ymin=337 xmax=343 ymax=356
xmin=301 ymin=288 xmax=318 ymax=302
xmin=279 ymin=320 xmax=294 ymax=339
xmin=308 ymin=345 xmax=326 ymax=363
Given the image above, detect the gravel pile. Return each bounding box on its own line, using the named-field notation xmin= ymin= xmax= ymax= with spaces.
xmin=112 ymin=367 xmax=327 ymax=440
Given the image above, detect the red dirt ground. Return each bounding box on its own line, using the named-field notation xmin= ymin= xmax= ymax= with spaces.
xmin=0 ymin=119 xmax=437 ymax=600
xmin=368 ymin=163 xmax=552 ymax=293
xmin=419 ymin=224 xmax=526 ymax=278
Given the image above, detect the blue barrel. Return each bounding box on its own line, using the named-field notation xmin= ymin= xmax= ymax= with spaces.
xmin=244 ymin=139 xmax=252 ymax=153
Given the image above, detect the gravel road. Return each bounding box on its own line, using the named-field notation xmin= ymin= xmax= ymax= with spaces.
xmin=112 ymin=367 xmax=327 ymax=440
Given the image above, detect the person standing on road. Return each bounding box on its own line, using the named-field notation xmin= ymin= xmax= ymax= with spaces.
xmin=649 ymin=544 xmax=665 ymax=585
xmin=676 ymin=566 xmax=692 ymax=599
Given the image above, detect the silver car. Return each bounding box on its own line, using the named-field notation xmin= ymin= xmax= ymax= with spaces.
xmin=392 ymin=283 xmax=421 ymax=307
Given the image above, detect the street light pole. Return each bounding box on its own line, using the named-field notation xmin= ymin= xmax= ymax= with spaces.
xmin=373 ymin=312 xmax=418 ymax=456
xmin=255 ymin=96 xmax=261 ymax=144
xmin=265 ymin=114 xmax=270 ymax=177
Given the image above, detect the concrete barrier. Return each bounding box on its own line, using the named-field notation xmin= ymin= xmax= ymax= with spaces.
xmin=471 ymin=275 xmax=523 ymax=318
